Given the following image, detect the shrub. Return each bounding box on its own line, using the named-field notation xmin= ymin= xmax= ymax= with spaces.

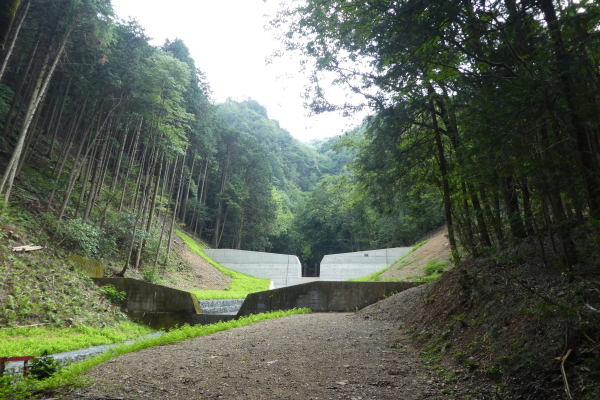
xmin=424 ymin=260 xmax=446 ymax=276
xmin=99 ymin=285 xmax=126 ymax=305
xmin=56 ymin=218 xmax=104 ymax=258
xmin=30 ymin=352 xmax=62 ymax=380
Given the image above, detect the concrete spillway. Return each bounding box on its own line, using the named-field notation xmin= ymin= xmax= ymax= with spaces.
xmin=319 ymin=247 xmax=412 ymax=281
xmin=199 ymin=299 xmax=245 ymax=315
xmin=202 ymin=249 xmax=318 ymax=289
xmin=203 ymin=247 xmax=412 ymax=289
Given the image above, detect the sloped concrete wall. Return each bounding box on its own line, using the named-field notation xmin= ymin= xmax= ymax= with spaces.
xmin=129 ymin=311 xmax=236 ymax=331
xmin=237 ymin=281 xmax=416 ymax=316
xmin=319 ymin=247 xmax=412 ymax=281
xmin=93 ymin=277 xmax=201 ymax=314
xmin=203 ymin=249 xmax=303 ymax=289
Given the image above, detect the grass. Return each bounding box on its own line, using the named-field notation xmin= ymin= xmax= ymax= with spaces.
xmin=1 ymin=308 xmax=311 ymax=399
xmin=175 ymin=230 xmax=271 ymax=299
xmin=0 ymin=321 xmax=154 ymax=357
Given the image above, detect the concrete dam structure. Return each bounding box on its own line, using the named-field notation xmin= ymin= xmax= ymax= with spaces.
xmin=203 ymin=247 xmax=412 ymax=288
xmin=319 ymin=247 xmax=412 ymax=281
xmin=202 ymin=249 xmax=318 ymax=289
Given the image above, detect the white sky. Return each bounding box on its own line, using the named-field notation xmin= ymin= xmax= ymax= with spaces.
xmin=110 ymin=0 xmax=368 ymax=142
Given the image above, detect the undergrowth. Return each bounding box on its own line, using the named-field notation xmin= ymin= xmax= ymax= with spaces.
xmin=0 ymin=321 xmax=154 ymax=357
xmin=175 ymin=230 xmax=270 ymax=299
xmin=407 ymin=234 xmax=600 ymax=400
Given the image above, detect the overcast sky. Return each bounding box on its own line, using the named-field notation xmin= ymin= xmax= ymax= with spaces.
xmin=110 ymin=0 xmax=366 ymax=142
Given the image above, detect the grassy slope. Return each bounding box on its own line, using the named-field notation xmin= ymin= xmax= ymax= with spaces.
xmin=175 ymin=230 xmax=270 ymax=299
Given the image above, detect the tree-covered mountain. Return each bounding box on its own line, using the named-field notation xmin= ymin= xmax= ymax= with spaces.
xmin=0 ymin=0 xmax=441 ymax=278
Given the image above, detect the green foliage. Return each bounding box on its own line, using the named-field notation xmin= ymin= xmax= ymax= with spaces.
xmin=423 ymin=260 xmax=446 ymax=276
xmin=30 ymin=352 xmax=62 ymax=380
xmin=0 ymin=245 xmax=135 ymax=329
xmin=175 ymin=230 xmax=270 ymax=299
xmin=98 ymin=285 xmax=126 ymax=305
xmin=0 ymin=322 xmax=154 ymax=358
xmin=55 ymin=218 xmax=105 ymax=258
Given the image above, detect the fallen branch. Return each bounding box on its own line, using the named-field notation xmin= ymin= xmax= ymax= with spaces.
xmin=0 ymin=323 xmax=49 ymax=329
xmin=12 ymin=244 xmax=44 ymax=252
xmin=555 ymin=348 xmax=573 ymax=399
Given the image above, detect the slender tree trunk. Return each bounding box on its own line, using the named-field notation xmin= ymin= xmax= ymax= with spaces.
xmin=0 ymin=49 xmax=51 ymax=198
xmin=539 ymin=0 xmax=600 ymax=219
xmin=145 ymin=151 xmax=164 ymax=233
xmin=110 ymin=116 xmax=132 ymax=192
xmin=1 ymin=22 xmax=74 ymax=201
xmin=131 ymin=145 xmax=149 ymax=212
xmin=180 ymin=152 xmax=196 ymax=223
xmin=83 ymin=133 xmax=109 ymax=222
xmin=501 ymin=175 xmax=527 ymax=240
xmin=47 ymin=77 xmax=71 ymax=159
xmin=159 ymin=157 xmax=178 ymax=264
xmin=58 ymin=102 xmax=115 ymax=220
xmin=75 ymin=146 xmax=95 ymax=219
xmin=166 ymin=154 xmax=185 ymax=262
xmin=428 ymin=94 xmax=459 ymax=263
xmin=0 ymin=0 xmax=30 ymax=82
xmin=118 ymin=118 xmax=142 ymax=211
xmin=47 ymin=98 xmax=87 ymax=210
xmin=235 ymin=213 xmax=244 ymax=249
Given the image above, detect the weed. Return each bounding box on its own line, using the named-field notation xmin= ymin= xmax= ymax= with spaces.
xmin=99 ymin=285 xmax=126 ymax=305
xmin=423 ymin=259 xmax=446 ymax=276
xmin=30 ymin=351 xmax=62 ymax=380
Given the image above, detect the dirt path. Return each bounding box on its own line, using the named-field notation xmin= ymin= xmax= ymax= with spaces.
xmin=60 ymin=286 xmax=490 ymax=400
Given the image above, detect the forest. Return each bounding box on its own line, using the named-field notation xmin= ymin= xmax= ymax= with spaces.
xmin=1 ymin=0 xmax=600 ymax=397
xmin=0 ymin=0 xmax=443 ymax=276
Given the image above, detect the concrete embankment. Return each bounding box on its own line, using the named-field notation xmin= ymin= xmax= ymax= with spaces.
xmin=319 ymin=247 xmax=412 ymax=280
xmin=91 ymin=277 xmax=416 ymax=330
xmin=237 ymin=281 xmax=416 ymax=316
xmin=202 ymin=249 xmax=312 ymax=289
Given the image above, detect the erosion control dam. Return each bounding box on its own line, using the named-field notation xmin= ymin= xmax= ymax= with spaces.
xmin=203 ymin=247 xmax=411 ymax=289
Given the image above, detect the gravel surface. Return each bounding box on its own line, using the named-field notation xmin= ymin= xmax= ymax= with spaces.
xmin=58 ymin=285 xmax=490 ymax=400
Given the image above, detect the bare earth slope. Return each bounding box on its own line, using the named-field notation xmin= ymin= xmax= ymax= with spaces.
xmin=380 ymin=225 xmax=450 ymax=281
xmin=61 ymin=285 xmax=493 ymax=400
xmin=160 ymin=237 xmax=231 ymax=291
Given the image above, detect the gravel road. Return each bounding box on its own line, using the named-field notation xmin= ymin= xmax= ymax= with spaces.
xmin=56 ymin=286 xmax=492 ymax=400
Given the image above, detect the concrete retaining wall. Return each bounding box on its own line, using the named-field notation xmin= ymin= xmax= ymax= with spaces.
xmin=203 ymin=249 xmax=303 ymax=289
xmin=237 ymin=281 xmax=416 ymax=316
xmin=319 ymin=247 xmax=412 ymax=281
xmin=129 ymin=311 xmax=236 ymax=331
xmin=93 ymin=277 xmax=201 ymax=314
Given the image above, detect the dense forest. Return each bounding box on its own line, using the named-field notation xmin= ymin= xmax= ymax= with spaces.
xmin=0 ymin=0 xmax=441 ymax=277
xmin=1 ymin=0 xmax=600 ymax=397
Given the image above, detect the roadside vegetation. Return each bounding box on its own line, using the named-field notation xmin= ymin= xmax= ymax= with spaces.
xmin=0 ymin=322 xmax=154 ymax=358
xmin=0 ymin=309 xmax=311 ymax=400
